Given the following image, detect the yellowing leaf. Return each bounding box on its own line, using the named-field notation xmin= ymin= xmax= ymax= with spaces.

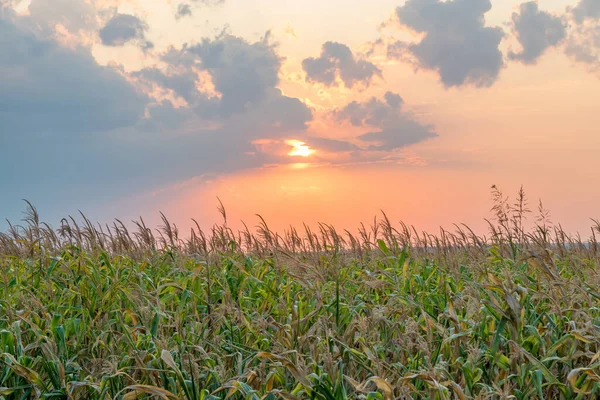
xmin=567 ymin=368 xmax=600 ymax=395
xmin=571 ymin=331 xmax=594 ymax=344
xmin=256 ymin=352 xmax=311 ymax=388
xmin=122 ymin=385 xmax=179 ymax=400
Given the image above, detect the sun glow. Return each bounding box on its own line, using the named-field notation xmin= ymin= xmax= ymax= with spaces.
xmin=286 ymin=140 xmax=314 ymax=157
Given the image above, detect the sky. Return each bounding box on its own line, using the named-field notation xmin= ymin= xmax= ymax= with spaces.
xmin=1 ymin=0 xmax=600 ymax=236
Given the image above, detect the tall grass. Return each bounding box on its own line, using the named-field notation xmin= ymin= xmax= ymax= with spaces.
xmin=1 ymin=187 xmax=600 ymax=399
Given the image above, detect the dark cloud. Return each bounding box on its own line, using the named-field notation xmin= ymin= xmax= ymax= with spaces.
xmin=139 ymin=100 xmax=191 ymax=131
xmin=572 ymin=0 xmax=600 ymax=24
xmin=0 ymin=9 xmax=149 ymax=221
xmin=391 ymin=0 xmax=504 ymax=88
xmin=0 ymin=10 xmax=147 ymax=136
xmin=0 ymin=10 xmax=311 ymax=223
xmin=99 ymin=13 xmax=152 ymax=50
xmin=302 ymin=41 xmax=382 ymax=88
xmin=305 ymin=137 xmax=361 ymax=153
xmin=128 ymin=34 xmax=314 ymax=153
xmin=0 ymin=123 xmax=270 ymax=226
xmin=508 ymin=2 xmax=566 ymax=64
xmin=134 ymin=67 xmax=202 ymax=104
xmin=335 ymin=92 xmax=437 ymax=151
xmin=384 ymin=92 xmax=403 ymax=108
xmin=189 ymin=35 xmax=282 ymax=114
xmin=138 ymin=34 xmax=312 ymax=129
xmin=225 ymin=89 xmax=312 ymax=136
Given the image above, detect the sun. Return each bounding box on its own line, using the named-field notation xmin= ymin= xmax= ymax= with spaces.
xmin=286 ymin=140 xmax=315 ymax=157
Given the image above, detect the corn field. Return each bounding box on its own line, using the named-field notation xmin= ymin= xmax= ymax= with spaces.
xmin=1 ymin=189 xmax=600 ymax=399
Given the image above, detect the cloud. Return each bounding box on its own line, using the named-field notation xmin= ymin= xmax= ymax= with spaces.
xmin=188 ymin=35 xmax=283 ymax=115
xmin=565 ymin=26 xmax=600 ymax=70
xmin=139 ymin=100 xmax=191 ymax=131
xmin=390 ymin=0 xmax=504 ymax=88
xmin=99 ymin=13 xmax=152 ymax=50
xmin=565 ymin=0 xmax=600 ymax=71
xmin=114 ymin=34 xmax=314 ymax=177
xmin=0 ymin=9 xmax=151 ymax=220
xmin=175 ymin=0 xmax=225 ymax=19
xmin=334 ymin=92 xmax=437 ymax=151
xmin=133 ymin=33 xmax=314 ymax=149
xmin=134 ymin=67 xmax=203 ymax=104
xmin=27 ymin=0 xmax=97 ymax=34
xmin=508 ymin=2 xmax=566 ymax=64
xmin=0 ymin=10 xmax=313 ymax=223
xmin=305 ymin=137 xmax=361 ymax=153
xmin=0 ymin=10 xmax=147 ymax=136
xmin=571 ymin=0 xmax=600 ymax=24
xmin=302 ymin=41 xmax=382 ymax=88
xmin=176 ymin=4 xmax=193 ymax=19
xmin=138 ymin=34 xmax=312 ymax=128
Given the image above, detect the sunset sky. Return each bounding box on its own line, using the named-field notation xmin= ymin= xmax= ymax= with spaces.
xmin=1 ymin=0 xmax=599 ymax=235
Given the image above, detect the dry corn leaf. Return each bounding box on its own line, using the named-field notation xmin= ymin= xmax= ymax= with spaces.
xmin=256 ymin=352 xmax=311 ymax=388
xmin=122 ymin=384 xmax=179 ymax=400
xmin=344 ymin=375 xmax=393 ymax=400
xmin=567 ymin=368 xmax=600 ymax=394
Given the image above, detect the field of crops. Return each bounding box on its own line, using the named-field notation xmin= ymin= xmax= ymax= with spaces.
xmin=1 ymin=193 xmax=600 ymax=399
